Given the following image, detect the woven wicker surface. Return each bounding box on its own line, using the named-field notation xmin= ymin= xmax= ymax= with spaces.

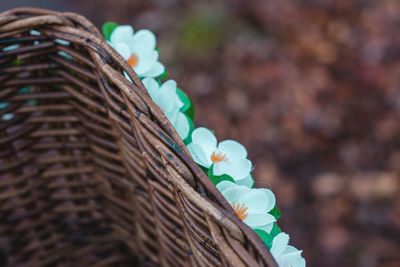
xmin=0 ymin=7 xmax=277 ymax=267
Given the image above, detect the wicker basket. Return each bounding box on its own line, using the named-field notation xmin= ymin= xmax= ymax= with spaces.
xmin=0 ymin=7 xmax=277 ymax=267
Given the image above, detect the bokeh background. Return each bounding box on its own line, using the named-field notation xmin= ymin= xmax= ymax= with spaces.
xmin=2 ymin=0 xmax=400 ymax=266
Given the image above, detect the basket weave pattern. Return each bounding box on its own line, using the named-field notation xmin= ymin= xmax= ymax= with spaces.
xmin=0 ymin=8 xmax=277 ymax=267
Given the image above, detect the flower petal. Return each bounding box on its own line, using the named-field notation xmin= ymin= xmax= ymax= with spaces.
xmin=30 ymin=30 xmax=41 ymax=35
xmin=239 ymin=188 xmax=273 ymax=213
xmin=141 ymin=61 xmax=165 ymax=78
xmin=3 ymin=44 xmax=18 ymax=51
xmin=232 ymin=158 xmax=252 ymax=180
xmin=113 ymin=42 xmax=131 ymax=60
xmin=160 ymin=80 xmax=178 ymax=94
xmin=157 ymin=83 xmax=177 ymax=114
xmin=216 ymin=180 xmax=237 ymax=193
xmin=191 ymin=127 xmax=217 ymax=159
xmin=131 ymin=29 xmax=156 ymax=52
xmin=278 ymin=246 xmax=305 ymax=267
xmin=243 ymin=213 xmax=276 ymax=229
xmin=235 ymin=174 xmax=254 ymax=188
xmin=142 ymin=77 xmax=160 ymax=100
xmin=254 ymin=222 xmax=274 ymax=233
xmin=213 ymin=161 xmax=234 ymax=177
xmin=166 ymin=84 xmax=185 ymax=116
xmin=58 ymin=51 xmax=72 ymax=60
xmin=220 ymin=185 xmax=248 ymax=205
xmin=55 ymin=39 xmax=70 ymax=46
xmin=271 ymin=232 xmax=290 ymax=258
xmin=110 ymin=25 xmax=134 ymax=44
xmin=0 ymin=102 xmax=10 ymax=109
xmin=213 ymin=158 xmax=252 ymax=181
xmin=218 ymin=140 xmax=247 ymax=159
xmin=124 ymin=71 xmax=133 ymax=83
xmin=2 ymin=113 xmax=14 ymax=121
xmin=259 ymin=188 xmax=276 ymax=212
xmin=172 ymin=112 xmax=190 ymax=140
xmin=134 ymin=50 xmax=158 ymax=75
xmin=187 ymin=143 xmax=212 ymax=168
xmin=284 ymin=245 xmax=302 ymax=254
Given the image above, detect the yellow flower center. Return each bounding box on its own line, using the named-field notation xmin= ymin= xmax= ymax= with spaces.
xmin=127 ymin=53 xmax=139 ymax=67
xmin=232 ymin=201 xmax=249 ymax=220
xmin=211 ymin=151 xmax=228 ymax=163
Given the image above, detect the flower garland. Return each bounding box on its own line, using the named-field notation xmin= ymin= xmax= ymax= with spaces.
xmin=0 ymin=23 xmax=306 ymax=266
xmin=103 ymin=22 xmax=306 ymax=267
xmin=0 ymin=23 xmax=307 ymax=266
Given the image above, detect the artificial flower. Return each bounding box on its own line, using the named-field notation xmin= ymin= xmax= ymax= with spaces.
xmin=109 ymin=25 xmax=165 ymax=78
xmin=270 ymin=232 xmax=306 ymax=267
xmin=216 ymin=181 xmax=276 ymax=232
xmin=187 ymin=127 xmax=253 ymax=187
xmin=142 ymin=77 xmax=191 ymax=141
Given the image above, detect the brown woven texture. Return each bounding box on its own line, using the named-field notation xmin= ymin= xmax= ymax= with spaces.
xmin=0 ymin=7 xmax=277 ymax=267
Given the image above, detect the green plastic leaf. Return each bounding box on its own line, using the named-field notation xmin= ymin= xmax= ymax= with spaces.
xmin=270 ymin=223 xmax=281 ymax=237
xmin=269 ymin=205 xmax=281 ymax=220
xmin=154 ymin=79 xmax=162 ymax=86
xmin=27 ymin=100 xmax=37 ymax=106
xmin=102 ymin=22 xmax=119 ymax=41
xmin=68 ymin=69 xmax=78 ymax=75
xmin=12 ymin=59 xmax=22 ymax=66
xmin=158 ymin=69 xmax=168 ymax=80
xmin=176 ymin=88 xmax=194 ymax=120
xmin=199 ymin=165 xmax=209 ymax=174
xmin=18 ymin=87 xmax=31 ymax=93
xmin=47 ymin=69 xmax=58 ymax=76
xmin=254 ymin=229 xmax=274 ymax=250
xmin=249 ymin=174 xmax=255 ymax=188
xmin=183 ymin=114 xmax=195 ymax=145
xmin=207 ymin=165 xmax=234 ymax=186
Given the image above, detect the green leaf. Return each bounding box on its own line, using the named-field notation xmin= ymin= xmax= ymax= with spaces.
xmin=47 ymin=69 xmax=58 ymax=76
xmin=18 ymin=87 xmax=31 ymax=93
xmin=176 ymin=88 xmax=194 ymax=120
xmin=12 ymin=59 xmax=22 ymax=65
xmin=158 ymin=69 xmax=168 ymax=79
xmin=254 ymin=229 xmax=274 ymax=250
xmin=270 ymin=223 xmax=281 ymax=237
xmin=27 ymin=99 xmax=37 ymax=106
xmin=68 ymin=69 xmax=78 ymax=75
xmin=207 ymin=165 xmax=234 ymax=186
xmin=249 ymin=174 xmax=255 ymax=188
xmin=102 ymin=22 xmax=118 ymax=41
xmin=155 ymin=79 xmax=162 ymax=86
xmin=199 ymin=165 xmax=209 ymax=174
xmin=183 ymin=114 xmax=195 ymax=145
xmin=269 ymin=205 xmax=281 ymax=220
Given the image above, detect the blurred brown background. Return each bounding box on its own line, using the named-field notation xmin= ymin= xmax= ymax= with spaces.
xmin=2 ymin=0 xmax=400 ymax=266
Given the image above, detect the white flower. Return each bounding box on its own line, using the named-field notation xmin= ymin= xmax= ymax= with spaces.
xmin=142 ymin=78 xmax=190 ymax=140
xmin=187 ymin=127 xmax=253 ymax=187
xmin=217 ymin=181 xmax=276 ymax=232
xmin=271 ymin=233 xmax=306 ymax=267
xmin=109 ymin=25 xmax=165 ymax=78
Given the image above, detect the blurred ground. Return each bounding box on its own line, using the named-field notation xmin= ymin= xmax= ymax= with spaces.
xmin=2 ymin=0 xmax=400 ymax=266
